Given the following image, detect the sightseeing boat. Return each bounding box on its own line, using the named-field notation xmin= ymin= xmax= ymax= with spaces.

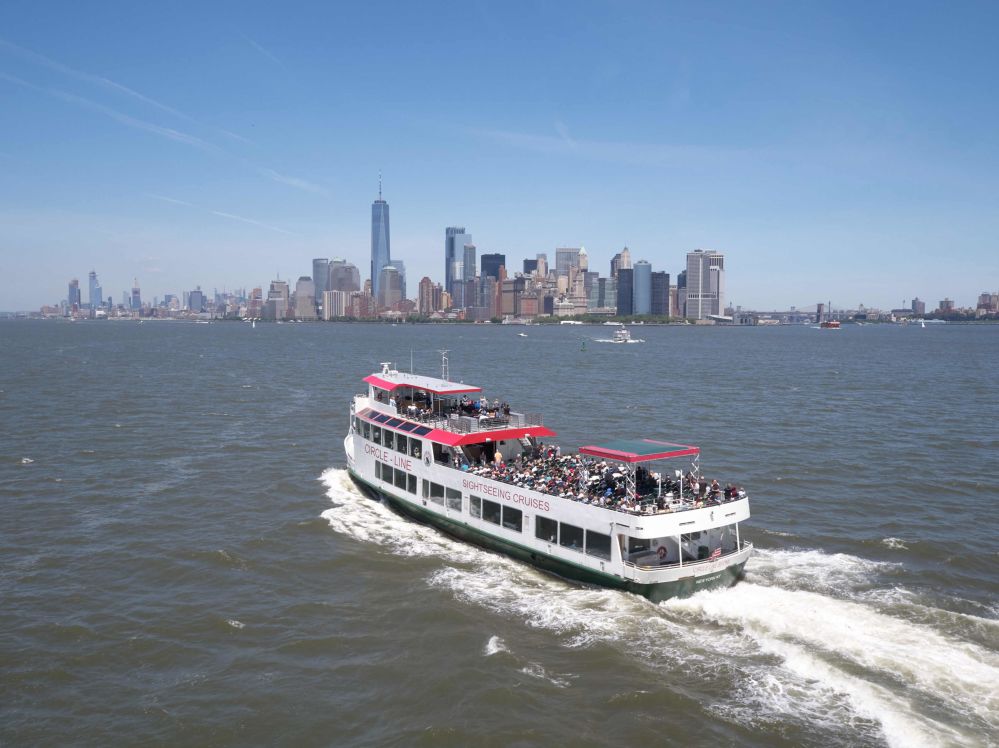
xmin=344 ymin=360 xmax=753 ymax=602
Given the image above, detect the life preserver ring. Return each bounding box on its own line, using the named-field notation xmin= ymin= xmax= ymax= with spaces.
xmin=657 ymin=546 xmax=667 ymax=560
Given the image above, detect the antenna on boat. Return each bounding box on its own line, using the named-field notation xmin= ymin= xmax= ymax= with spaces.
xmin=437 ymin=349 xmax=449 ymax=381
xmin=410 ymin=348 xmax=414 ymax=373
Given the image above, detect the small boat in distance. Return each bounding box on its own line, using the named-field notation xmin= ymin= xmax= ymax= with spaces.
xmin=595 ymin=326 xmax=645 ymax=343
xmin=819 ymin=320 xmax=841 ymax=329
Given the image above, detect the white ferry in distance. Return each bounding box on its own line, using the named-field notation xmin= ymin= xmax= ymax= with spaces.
xmin=344 ymin=359 xmax=753 ymax=602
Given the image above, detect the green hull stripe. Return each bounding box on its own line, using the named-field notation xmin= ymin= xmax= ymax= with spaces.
xmin=348 ymin=469 xmax=746 ymax=602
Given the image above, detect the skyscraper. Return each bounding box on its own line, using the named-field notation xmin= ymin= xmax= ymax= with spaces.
xmin=685 ymin=249 xmax=725 ymax=319
xmin=378 ymin=265 xmax=403 ymax=309
xmin=131 ymin=279 xmax=141 ymax=310
xmin=370 ymin=178 xmax=391 ymax=301
xmin=444 ymin=227 xmax=471 ymax=298
xmin=481 ymin=253 xmax=505 ymax=279
xmin=462 ymin=244 xmax=477 ymax=284
xmin=617 ymin=268 xmax=634 ymax=316
xmin=312 ymin=258 xmax=329 ymax=313
xmin=651 ymin=272 xmax=670 ymax=316
xmin=329 ymin=259 xmax=361 ymax=293
xmin=555 ymin=247 xmax=581 ymax=276
xmin=68 ymin=278 xmax=81 ymax=310
xmin=523 ymin=258 xmax=538 ymax=275
xmin=633 ymin=260 xmax=652 ymax=315
xmin=87 ymin=270 xmax=102 ymax=311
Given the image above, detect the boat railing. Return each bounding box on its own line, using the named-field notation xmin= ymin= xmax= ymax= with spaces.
xmin=624 ymin=540 xmax=752 ymax=572
xmin=438 ymin=411 xmax=541 ymax=434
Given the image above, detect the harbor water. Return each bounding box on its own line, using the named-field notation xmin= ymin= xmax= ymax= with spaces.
xmin=1 ymin=320 xmax=997 ymax=747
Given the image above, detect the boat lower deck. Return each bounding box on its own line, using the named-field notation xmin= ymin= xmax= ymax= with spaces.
xmin=349 ymin=468 xmax=751 ymax=602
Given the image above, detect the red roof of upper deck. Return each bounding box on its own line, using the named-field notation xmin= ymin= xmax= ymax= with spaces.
xmin=578 ymin=439 xmax=699 ymax=463
xmin=363 ymin=372 xmax=482 ymax=395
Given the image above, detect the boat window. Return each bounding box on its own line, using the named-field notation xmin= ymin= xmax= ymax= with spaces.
xmin=409 ymin=440 xmax=422 ymax=459
xmin=362 ymin=421 xmax=370 ymax=439
xmin=407 ymin=474 xmax=417 ymax=494
xmin=372 ymin=426 xmax=381 ymax=444
xmin=482 ymin=499 xmax=501 ymax=525
xmin=535 ymin=516 xmax=557 ymax=543
xmin=628 ymin=537 xmax=648 ymax=554
xmin=422 ymin=479 xmax=429 ymax=498
xmin=386 ymin=418 xmax=403 ymax=428
xmin=393 ymin=468 xmax=407 ymax=490
xmin=470 ymin=495 xmax=482 ymax=518
xmin=383 ymin=430 xmax=395 ymax=450
xmin=681 ymin=532 xmax=701 ymax=543
xmin=354 ymin=417 xmax=360 ymax=432
xmin=446 ymin=488 xmax=462 ymax=511
xmin=559 ymin=523 xmax=584 ymax=552
xmin=429 ymin=482 xmax=445 ymax=505
xmin=502 ymin=506 xmax=522 ymax=532
xmin=396 ymin=434 xmax=408 ymax=454
xmin=398 ymin=422 xmax=418 ymax=432
xmin=585 ymin=531 xmax=611 ymax=560
xmin=374 ymin=414 xmax=390 ymax=423
xmin=374 ymin=461 xmax=382 ymax=480
xmin=413 ymin=426 xmax=431 ymax=436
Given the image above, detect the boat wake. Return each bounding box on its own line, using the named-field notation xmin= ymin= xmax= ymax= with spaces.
xmin=320 ymin=468 xmax=997 ymax=747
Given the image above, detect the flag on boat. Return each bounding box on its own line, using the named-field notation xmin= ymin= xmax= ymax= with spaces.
xmin=710 ymin=547 xmax=722 ymax=559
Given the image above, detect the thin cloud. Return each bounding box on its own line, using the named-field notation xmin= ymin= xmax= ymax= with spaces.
xmin=0 ymin=38 xmax=193 ymax=122
xmin=240 ymin=33 xmax=285 ymax=68
xmin=260 ymin=168 xmax=329 ymax=196
xmin=475 ymin=126 xmax=761 ymax=166
xmin=146 ymin=194 xmax=195 ymax=207
xmin=211 ymin=210 xmax=299 ymax=236
xmin=1 ymin=71 xmax=217 ymax=152
xmin=146 ymin=192 xmax=300 ymax=236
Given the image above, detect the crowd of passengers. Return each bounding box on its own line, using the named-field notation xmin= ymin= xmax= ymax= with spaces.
xmin=376 ymin=390 xmax=512 ymax=424
xmin=445 ymin=442 xmax=744 ymax=513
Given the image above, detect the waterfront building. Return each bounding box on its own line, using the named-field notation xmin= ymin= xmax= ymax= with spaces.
xmin=444 ymin=226 xmax=471 ymax=300
xmin=378 ymin=266 xmax=403 ymax=310
xmin=481 ymin=253 xmax=505 ymax=280
xmin=330 ymin=259 xmax=361 ymax=293
xmin=611 ymin=247 xmax=632 ymax=279
xmin=911 ymin=297 xmax=926 ymax=316
xmin=294 ymin=277 xmax=317 ymax=319
xmin=188 ymin=287 xmax=205 ymax=313
xmin=418 ymin=276 xmax=442 ymax=316
xmin=370 ymin=180 xmax=391 ymax=301
xmin=651 ymin=271 xmax=670 ymax=316
xmin=578 ymin=247 xmax=589 ymax=272
xmin=617 ymin=268 xmax=634 ymax=316
xmin=393 ymin=260 xmax=407 ymax=302
xmin=684 ymin=249 xmax=725 ymax=320
xmin=323 ymin=290 xmax=349 ymax=319
xmin=633 ymin=260 xmax=652 ymax=315
xmin=939 ymin=298 xmax=954 ymax=312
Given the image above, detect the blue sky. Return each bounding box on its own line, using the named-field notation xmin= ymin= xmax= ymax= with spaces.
xmin=2 ymin=0 xmax=997 ymax=311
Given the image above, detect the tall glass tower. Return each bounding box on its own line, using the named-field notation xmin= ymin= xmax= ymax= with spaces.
xmin=370 ymin=177 xmax=391 ymax=301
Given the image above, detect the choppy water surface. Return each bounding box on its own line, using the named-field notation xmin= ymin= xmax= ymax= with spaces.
xmin=1 ymin=320 xmax=997 ymax=747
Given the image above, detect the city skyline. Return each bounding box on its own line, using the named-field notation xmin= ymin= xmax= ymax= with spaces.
xmin=2 ymin=2 xmax=998 ymax=311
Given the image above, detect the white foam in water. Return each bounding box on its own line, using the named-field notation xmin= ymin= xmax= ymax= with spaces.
xmin=321 ymin=469 xmax=996 ymax=746
xmin=226 ymin=619 xmax=245 ymax=629
xmin=882 ymin=537 xmax=909 ymax=550
xmin=669 ymin=583 xmax=998 ymax=746
xmin=747 ymin=547 xmax=900 ymax=596
xmin=484 ymin=635 xmax=508 ymax=656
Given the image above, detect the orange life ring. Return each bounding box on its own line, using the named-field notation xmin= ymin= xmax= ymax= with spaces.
xmin=657 ymin=546 xmax=667 ymax=560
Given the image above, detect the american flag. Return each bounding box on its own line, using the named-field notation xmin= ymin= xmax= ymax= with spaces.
xmin=710 ymin=547 xmax=722 ymax=559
